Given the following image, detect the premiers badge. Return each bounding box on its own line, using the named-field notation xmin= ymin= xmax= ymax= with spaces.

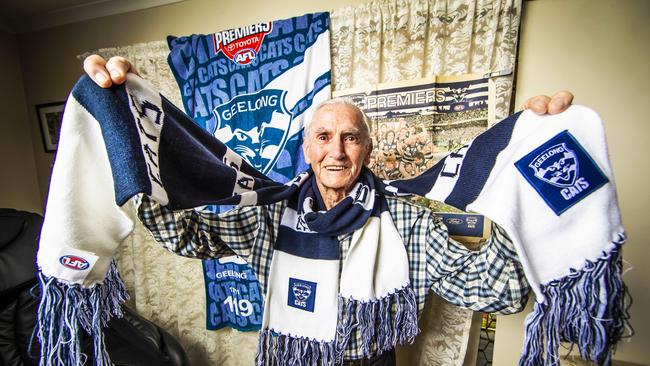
xmin=212 ymin=22 xmax=272 ymax=65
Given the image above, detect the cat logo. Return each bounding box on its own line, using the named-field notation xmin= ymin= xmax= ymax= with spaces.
xmin=288 ymin=278 xmax=317 ymax=312
xmin=293 ymin=282 xmax=312 ymax=303
xmin=449 ymin=86 xmax=469 ymax=103
xmin=528 ymin=142 xmax=578 ymax=188
xmin=515 ymin=130 xmax=609 ymax=215
xmin=213 ymin=89 xmax=292 ymax=174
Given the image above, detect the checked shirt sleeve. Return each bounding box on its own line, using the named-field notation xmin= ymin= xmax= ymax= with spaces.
xmin=136 ymin=195 xmax=260 ymax=259
xmin=426 ymin=216 xmax=531 ymax=314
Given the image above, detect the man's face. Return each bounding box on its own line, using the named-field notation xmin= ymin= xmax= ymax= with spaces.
xmin=303 ymin=104 xmax=371 ymax=197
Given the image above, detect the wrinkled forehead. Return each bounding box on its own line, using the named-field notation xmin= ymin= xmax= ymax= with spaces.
xmin=310 ymin=118 xmax=364 ymax=135
xmin=305 ymin=102 xmax=369 ymax=136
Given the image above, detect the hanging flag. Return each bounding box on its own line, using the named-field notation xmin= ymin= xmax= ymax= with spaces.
xmin=167 ymin=12 xmax=331 ymax=182
xmin=167 ymin=12 xmax=331 ymax=332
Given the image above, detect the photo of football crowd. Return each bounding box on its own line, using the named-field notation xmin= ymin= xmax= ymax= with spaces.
xmin=366 ymin=109 xmax=487 ymax=212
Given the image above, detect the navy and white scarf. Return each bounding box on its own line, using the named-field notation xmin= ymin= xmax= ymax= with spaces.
xmin=256 ymin=168 xmax=417 ymax=365
xmin=37 ymin=74 xmax=630 ymax=366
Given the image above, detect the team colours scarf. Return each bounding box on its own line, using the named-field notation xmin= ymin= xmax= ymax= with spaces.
xmin=37 ymin=74 xmax=630 ymax=366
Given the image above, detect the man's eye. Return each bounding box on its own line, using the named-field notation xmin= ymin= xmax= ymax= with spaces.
xmin=317 ymin=135 xmax=328 ymax=141
xmin=345 ymin=135 xmax=359 ymax=142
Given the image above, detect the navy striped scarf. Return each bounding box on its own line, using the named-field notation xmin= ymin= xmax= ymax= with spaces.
xmin=37 ymin=74 xmax=631 ymax=366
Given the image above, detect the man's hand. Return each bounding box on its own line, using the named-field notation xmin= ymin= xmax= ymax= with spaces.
xmin=522 ymin=91 xmax=574 ymax=115
xmin=83 ymin=55 xmax=139 ymax=88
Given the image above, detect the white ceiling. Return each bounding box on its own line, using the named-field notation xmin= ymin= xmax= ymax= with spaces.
xmin=0 ymin=0 xmax=185 ymax=34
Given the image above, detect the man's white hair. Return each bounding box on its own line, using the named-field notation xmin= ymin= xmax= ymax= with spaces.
xmin=304 ymin=97 xmax=372 ymax=145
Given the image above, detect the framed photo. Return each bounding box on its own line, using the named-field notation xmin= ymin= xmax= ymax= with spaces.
xmin=36 ymin=102 xmax=66 ymax=153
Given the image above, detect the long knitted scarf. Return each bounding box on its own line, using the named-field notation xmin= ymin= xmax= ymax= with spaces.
xmin=384 ymin=106 xmax=632 ymax=365
xmin=257 ymin=169 xmax=417 ymax=365
xmin=37 ymin=74 xmax=630 ymax=366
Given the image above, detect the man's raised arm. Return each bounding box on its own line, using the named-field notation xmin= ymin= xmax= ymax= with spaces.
xmin=82 ymin=55 xmax=574 ymax=115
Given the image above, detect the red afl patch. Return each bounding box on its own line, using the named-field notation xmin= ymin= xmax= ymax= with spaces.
xmin=59 ymin=255 xmax=90 ymax=270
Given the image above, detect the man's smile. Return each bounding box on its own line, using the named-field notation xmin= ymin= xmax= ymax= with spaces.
xmin=324 ymin=165 xmax=348 ymax=171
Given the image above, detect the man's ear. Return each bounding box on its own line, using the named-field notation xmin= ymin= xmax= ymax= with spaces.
xmin=302 ymin=141 xmax=311 ymax=164
xmin=364 ymin=140 xmax=373 ymax=165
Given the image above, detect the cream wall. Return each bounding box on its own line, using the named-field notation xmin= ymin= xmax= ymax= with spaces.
xmin=493 ymin=0 xmax=650 ymax=364
xmin=15 ymin=0 xmax=369 ymax=208
xmin=0 ymin=30 xmax=42 ymax=213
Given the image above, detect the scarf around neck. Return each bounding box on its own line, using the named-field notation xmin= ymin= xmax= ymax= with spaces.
xmin=258 ymin=168 xmax=416 ymax=365
xmin=37 ymin=74 xmax=630 ymax=366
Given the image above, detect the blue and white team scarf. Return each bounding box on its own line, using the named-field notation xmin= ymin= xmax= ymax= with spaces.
xmin=385 ymin=107 xmax=632 ymax=365
xmin=257 ymin=168 xmax=417 ymax=365
xmin=37 ymin=74 xmax=630 ymax=366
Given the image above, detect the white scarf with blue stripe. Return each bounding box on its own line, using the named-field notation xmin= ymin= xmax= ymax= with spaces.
xmin=37 ymin=74 xmax=630 ymax=366
xmin=257 ymin=169 xmax=417 ymax=365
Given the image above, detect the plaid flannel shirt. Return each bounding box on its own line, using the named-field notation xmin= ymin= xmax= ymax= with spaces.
xmin=137 ymin=195 xmax=529 ymax=361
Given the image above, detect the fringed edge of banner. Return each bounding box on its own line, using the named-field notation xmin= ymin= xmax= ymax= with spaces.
xmin=36 ymin=260 xmax=129 ymax=366
xmin=519 ymin=233 xmax=633 ymax=366
xmin=255 ymin=329 xmax=337 ymax=366
xmin=335 ymin=284 xmax=419 ymax=362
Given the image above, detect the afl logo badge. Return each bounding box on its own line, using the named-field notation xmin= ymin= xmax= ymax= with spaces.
xmin=59 ymin=255 xmax=90 ymax=270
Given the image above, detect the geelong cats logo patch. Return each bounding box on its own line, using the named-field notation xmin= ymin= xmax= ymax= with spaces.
xmin=515 ymin=130 xmax=609 ymax=215
xmin=213 ymin=89 xmax=292 ymax=174
xmin=288 ymin=278 xmax=317 ymax=312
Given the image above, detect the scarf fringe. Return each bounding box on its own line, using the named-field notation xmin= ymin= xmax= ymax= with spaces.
xmin=335 ymin=285 xmax=419 ymax=362
xmin=519 ymin=233 xmax=633 ymax=366
xmin=36 ymin=260 xmax=129 ymax=366
xmin=255 ymin=286 xmax=418 ymax=365
xmin=255 ymin=329 xmax=337 ymax=366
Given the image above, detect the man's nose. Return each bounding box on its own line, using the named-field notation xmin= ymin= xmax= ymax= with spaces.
xmin=329 ymin=137 xmax=346 ymax=159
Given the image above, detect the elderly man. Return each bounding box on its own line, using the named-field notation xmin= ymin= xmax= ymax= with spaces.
xmin=83 ymin=56 xmax=574 ymax=365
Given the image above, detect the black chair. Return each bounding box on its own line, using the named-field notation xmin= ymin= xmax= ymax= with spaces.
xmin=0 ymin=208 xmax=190 ymax=366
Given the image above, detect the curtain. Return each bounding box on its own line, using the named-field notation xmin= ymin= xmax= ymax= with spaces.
xmin=331 ymin=0 xmax=520 ymax=122
xmin=79 ymin=0 xmax=521 ymax=365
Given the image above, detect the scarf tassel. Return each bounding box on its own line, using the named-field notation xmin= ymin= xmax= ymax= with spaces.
xmin=254 ymin=286 xmax=417 ymax=365
xmin=519 ymin=233 xmax=632 ymax=366
xmin=36 ymin=260 xmax=129 ymax=366
xmin=336 ymin=285 xmax=419 ymax=362
xmin=255 ymin=330 xmax=337 ymax=366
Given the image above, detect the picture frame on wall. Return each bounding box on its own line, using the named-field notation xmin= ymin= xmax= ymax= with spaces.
xmin=36 ymin=102 xmax=65 ymax=153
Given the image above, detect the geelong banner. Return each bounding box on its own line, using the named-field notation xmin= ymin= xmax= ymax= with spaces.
xmin=167 ymin=12 xmax=331 ymax=183
xmin=167 ymin=12 xmax=331 ymax=332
